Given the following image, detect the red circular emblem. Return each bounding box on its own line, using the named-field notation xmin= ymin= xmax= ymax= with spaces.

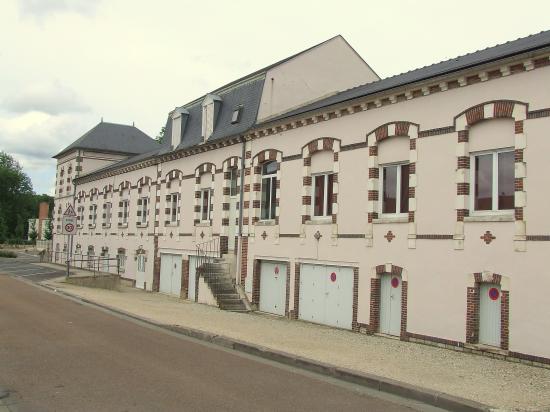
xmin=488 ymin=287 xmax=500 ymax=301
xmin=330 ymin=272 xmax=336 ymax=282
xmin=274 ymin=266 xmax=279 ymax=275
xmin=391 ymin=277 xmax=399 ymax=288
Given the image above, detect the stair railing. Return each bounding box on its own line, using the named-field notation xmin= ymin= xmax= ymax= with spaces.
xmin=194 ymin=236 xmax=221 ymax=302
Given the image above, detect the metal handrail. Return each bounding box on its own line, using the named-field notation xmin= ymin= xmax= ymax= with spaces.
xmin=49 ymin=251 xmax=122 ymax=277
xmin=194 ymin=237 xmax=221 ymax=302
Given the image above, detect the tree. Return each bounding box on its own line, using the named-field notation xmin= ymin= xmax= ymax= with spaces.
xmin=28 ymin=220 xmax=38 ymax=242
xmin=0 ymin=151 xmax=53 ymax=240
xmin=155 ymin=126 xmax=166 ymax=144
xmin=44 ymin=219 xmax=53 ymax=241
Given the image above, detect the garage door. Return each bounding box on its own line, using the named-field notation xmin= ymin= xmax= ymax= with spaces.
xmin=188 ymin=256 xmax=198 ymax=301
xmin=259 ymin=261 xmax=287 ymax=316
xmin=159 ymin=253 xmax=182 ymax=296
xmin=299 ymin=264 xmax=353 ymax=329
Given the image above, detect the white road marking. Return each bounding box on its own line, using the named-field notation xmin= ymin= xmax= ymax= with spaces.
xmin=19 ymin=271 xmax=59 ymax=277
xmin=8 ymin=268 xmax=42 ymax=273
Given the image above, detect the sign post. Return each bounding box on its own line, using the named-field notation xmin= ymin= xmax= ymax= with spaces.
xmin=62 ymin=205 xmax=77 ymax=278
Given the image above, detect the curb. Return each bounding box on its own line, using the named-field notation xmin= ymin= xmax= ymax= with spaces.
xmin=38 ymin=283 xmax=490 ymax=412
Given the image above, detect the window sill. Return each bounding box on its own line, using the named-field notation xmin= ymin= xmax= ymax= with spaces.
xmin=88 ymin=224 xmax=96 ymax=229
xmin=465 ymin=212 xmax=514 ymax=222
xmin=306 ymin=218 xmax=332 ymax=225
xmin=118 ymin=223 xmax=128 ymax=229
xmin=256 ymin=220 xmax=276 ymax=226
xmin=373 ymin=216 xmax=408 ymax=224
xmin=137 ymin=223 xmax=148 ymax=228
xmin=165 ymin=222 xmax=178 ymax=227
xmin=102 ymin=224 xmax=111 ymax=229
xmin=196 ymin=222 xmax=211 ymax=227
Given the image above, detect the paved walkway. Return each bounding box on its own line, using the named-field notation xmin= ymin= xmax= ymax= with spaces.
xmin=43 ymin=276 xmax=550 ymax=411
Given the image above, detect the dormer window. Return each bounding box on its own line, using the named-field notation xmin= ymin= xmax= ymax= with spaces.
xmin=201 ymin=94 xmax=222 ymax=142
xmin=231 ymin=106 xmax=242 ymax=124
xmin=171 ymin=107 xmax=189 ymax=149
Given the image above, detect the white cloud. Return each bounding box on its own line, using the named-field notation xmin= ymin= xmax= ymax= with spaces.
xmin=3 ymin=81 xmax=90 ymax=115
xmin=17 ymin=0 xmax=101 ymax=18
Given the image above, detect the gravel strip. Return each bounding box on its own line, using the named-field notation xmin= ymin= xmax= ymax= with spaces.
xmin=45 ymin=281 xmax=550 ymax=411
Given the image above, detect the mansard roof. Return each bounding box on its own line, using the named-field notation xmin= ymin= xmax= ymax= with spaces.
xmin=266 ymin=30 xmax=550 ymax=124
xmin=53 ymin=121 xmax=159 ymax=159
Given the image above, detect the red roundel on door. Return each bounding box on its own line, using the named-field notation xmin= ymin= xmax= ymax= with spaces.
xmin=274 ymin=266 xmax=279 ymax=275
xmin=488 ymin=287 xmax=499 ymax=301
xmin=330 ymin=272 xmax=336 ymax=282
xmin=391 ymin=277 xmax=399 ymax=288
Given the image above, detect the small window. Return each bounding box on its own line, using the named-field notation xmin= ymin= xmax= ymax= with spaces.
xmin=380 ymin=163 xmax=409 ymax=215
xmin=229 ymin=168 xmax=238 ymax=197
xmin=139 ymin=197 xmax=148 ymax=224
xmin=90 ymin=204 xmax=97 ymax=225
xmin=231 ymin=107 xmax=242 ymax=124
xmin=103 ymin=202 xmax=112 ymax=225
xmin=313 ymin=173 xmax=334 ymax=217
xmin=117 ymin=248 xmax=126 ymax=274
xmin=121 ymin=200 xmax=129 ymax=224
xmin=137 ymin=254 xmax=146 ymax=272
xmin=201 ymin=189 xmax=212 ymax=222
xmin=261 ymin=161 xmax=277 ymax=220
xmin=168 ymin=194 xmax=178 ymax=223
xmin=471 ymin=150 xmax=514 ymax=212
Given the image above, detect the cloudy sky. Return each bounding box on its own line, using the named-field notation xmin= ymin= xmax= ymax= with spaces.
xmin=1 ymin=0 xmax=549 ymax=195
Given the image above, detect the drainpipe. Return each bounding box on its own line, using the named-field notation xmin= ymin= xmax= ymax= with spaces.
xmin=235 ymin=137 xmax=246 ymax=285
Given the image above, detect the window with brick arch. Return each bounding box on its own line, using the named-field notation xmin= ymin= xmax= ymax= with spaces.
xmin=260 ymin=161 xmax=277 ymax=220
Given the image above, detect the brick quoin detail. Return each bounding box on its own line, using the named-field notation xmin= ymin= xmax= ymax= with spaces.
xmin=240 ymin=237 xmax=248 ymax=285
xmin=181 ymin=258 xmax=189 ymax=299
xmin=292 ymin=263 xmax=301 ymax=320
xmin=252 ymin=259 xmax=261 ymax=305
xmin=152 ymin=235 xmax=160 ymax=292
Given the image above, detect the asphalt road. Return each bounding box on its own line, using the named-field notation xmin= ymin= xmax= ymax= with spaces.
xmin=0 ymin=267 xmax=436 ymax=411
xmin=0 ymin=252 xmax=65 ymax=283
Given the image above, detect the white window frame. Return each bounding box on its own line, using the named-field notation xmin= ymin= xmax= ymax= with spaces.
xmin=229 ymin=168 xmax=238 ymax=197
xmin=200 ymin=189 xmax=212 ymax=223
xmin=168 ymin=193 xmax=178 ymax=223
xmin=379 ymin=162 xmax=409 ymax=217
xmin=469 ymin=148 xmax=514 ymax=215
xmin=121 ymin=200 xmax=129 ymax=224
xmin=91 ymin=204 xmax=97 ymax=225
xmin=104 ymin=202 xmax=112 ymax=225
xmin=312 ymin=172 xmax=333 ymax=218
xmin=78 ymin=206 xmax=84 ymax=226
xmin=140 ymin=197 xmax=148 ymax=224
xmin=137 ymin=254 xmax=146 ymax=272
xmin=260 ymin=164 xmax=277 ymax=221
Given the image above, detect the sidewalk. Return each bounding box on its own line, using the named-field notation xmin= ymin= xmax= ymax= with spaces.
xmin=41 ymin=277 xmax=550 ymax=411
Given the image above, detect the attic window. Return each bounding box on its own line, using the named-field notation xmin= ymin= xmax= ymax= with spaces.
xmin=231 ymin=107 xmax=242 ymax=124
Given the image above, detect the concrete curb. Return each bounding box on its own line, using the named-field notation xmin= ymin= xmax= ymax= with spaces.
xmin=38 ymin=283 xmax=490 ymax=412
xmin=0 ymin=388 xmax=8 ymax=399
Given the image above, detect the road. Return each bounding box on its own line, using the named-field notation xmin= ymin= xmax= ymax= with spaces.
xmin=0 ymin=257 xmax=436 ymax=412
xmin=0 ymin=252 xmax=65 ymax=283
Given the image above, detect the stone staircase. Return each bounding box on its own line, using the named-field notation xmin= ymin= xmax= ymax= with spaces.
xmin=199 ymin=255 xmax=249 ymax=312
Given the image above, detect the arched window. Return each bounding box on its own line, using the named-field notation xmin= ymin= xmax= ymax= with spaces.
xmin=261 ymin=161 xmax=277 ymax=220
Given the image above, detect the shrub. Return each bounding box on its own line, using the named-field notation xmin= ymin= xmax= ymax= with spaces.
xmin=0 ymin=250 xmax=17 ymax=258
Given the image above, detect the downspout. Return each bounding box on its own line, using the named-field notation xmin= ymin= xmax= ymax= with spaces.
xmin=235 ymin=137 xmax=246 ymax=285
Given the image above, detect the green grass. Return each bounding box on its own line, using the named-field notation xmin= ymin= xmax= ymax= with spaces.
xmin=0 ymin=250 xmax=17 ymax=258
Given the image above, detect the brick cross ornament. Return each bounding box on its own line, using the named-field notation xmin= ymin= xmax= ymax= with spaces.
xmin=384 ymin=230 xmax=395 ymax=242
xmin=480 ymin=230 xmax=496 ymax=244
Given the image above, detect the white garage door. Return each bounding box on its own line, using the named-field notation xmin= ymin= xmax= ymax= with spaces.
xmin=299 ymin=264 xmax=353 ymax=329
xmin=188 ymin=256 xmax=198 ymax=301
xmin=159 ymin=253 xmax=182 ymax=297
xmin=259 ymin=261 xmax=287 ymax=316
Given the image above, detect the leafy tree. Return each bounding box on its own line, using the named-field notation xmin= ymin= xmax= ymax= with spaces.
xmin=155 ymin=126 xmax=166 ymax=144
xmin=44 ymin=219 xmax=53 ymax=240
xmin=28 ymin=220 xmax=38 ymax=242
xmin=0 ymin=151 xmax=54 ymax=240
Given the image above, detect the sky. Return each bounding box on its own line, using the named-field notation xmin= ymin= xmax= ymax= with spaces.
xmin=1 ymin=0 xmax=549 ymax=195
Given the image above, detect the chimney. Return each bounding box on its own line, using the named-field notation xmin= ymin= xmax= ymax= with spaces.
xmin=38 ymin=202 xmax=49 ymax=220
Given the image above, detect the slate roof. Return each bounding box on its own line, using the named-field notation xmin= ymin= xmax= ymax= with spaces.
xmin=263 ymin=30 xmax=550 ymax=124
xmin=54 ymin=122 xmax=159 ymax=158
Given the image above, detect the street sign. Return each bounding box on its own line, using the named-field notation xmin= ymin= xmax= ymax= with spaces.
xmin=62 ymin=216 xmax=77 ymax=235
xmin=63 ymin=204 xmax=77 ymax=217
